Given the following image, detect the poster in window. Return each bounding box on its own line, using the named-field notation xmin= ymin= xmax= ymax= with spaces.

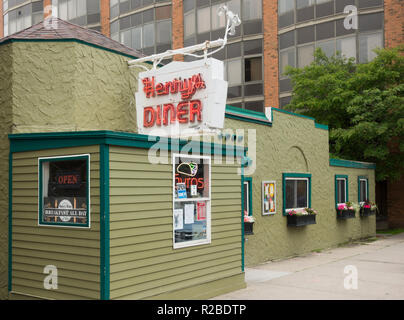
xmin=197 ymin=202 xmax=206 ymax=221
xmin=262 ymin=181 xmax=276 ymax=215
xmin=39 ymin=155 xmax=90 ymax=228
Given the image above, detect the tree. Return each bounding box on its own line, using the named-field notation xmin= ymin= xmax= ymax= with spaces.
xmin=285 ymin=46 xmax=404 ymax=181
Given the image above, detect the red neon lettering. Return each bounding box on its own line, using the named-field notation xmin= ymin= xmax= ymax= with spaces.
xmin=143 ymin=107 xmax=156 ymax=127
xmin=142 ymin=77 xmax=155 ymax=98
xmin=163 ymin=104 xmax=176 ymax=126
xmin=189 ymin=100 xmax=202 ymax=123
xmin=198 ymin=178 xmax=204 ymax=189
xmin=177 ymin=102 xmax=189 ymax=123
xmin=143 ymin=101 xmax=203 ymax=128
xmin=141 ymin=74 xmax=206 ymax=100
xmin=156 ymin=105 xmax=162 ymax=126
xmin=155 ymin=83 xmax=168 ymax=96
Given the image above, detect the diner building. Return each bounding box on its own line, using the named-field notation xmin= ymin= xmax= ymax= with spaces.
xmin=0 ymin=18 xmax=376 ymax=300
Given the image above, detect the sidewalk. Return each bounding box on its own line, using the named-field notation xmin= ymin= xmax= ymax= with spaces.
xmin=213 ymin=233 xmax=404 ymax=300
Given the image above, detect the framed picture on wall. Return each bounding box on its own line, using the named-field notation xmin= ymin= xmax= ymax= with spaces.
xmin=262 ymin=181 xmax=276 ymax=215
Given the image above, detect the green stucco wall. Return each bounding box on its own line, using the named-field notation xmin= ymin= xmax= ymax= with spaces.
xmin=224 ymin=111 xmax=375 ymax=266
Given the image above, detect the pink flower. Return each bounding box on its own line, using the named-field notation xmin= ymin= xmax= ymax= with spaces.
xmin=337 ymin=204 xmax=346 ymax=210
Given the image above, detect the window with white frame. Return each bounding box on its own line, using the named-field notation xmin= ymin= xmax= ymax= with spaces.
xmin=173 ymin=154 xmax=211 ymax=249
xmin=358 ymin=177 xmax=368 ymax=203
xmin=335 ymin=176 xmax=348 ymax=205
xmin=284 ymin=175 xmax=311 ymax=213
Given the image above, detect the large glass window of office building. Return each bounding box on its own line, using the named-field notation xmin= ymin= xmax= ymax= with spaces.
xmin=110 ymin=0 xmax=172 ymax=56
xmin=3 ymin=0 xmax=44 ymax=37
xmin=183 ymin=0 xmax=264 ymax=113
xmin=277 ymin=0 xmax=384 ymax=108
xmin=53 ymin=0 xmax=101 ymax=30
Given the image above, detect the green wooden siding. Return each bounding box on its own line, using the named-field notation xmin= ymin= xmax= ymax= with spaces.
xmin=109 ymin=146 xmax=244 ymax=300
xmin=11 ymin=146 xmax=101 ymax=300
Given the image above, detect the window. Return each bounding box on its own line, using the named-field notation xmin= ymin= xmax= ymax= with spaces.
xmin=359 ymin=32 xmax=383 ymax=63
xmin=157 ymin=20 xmax=171 ymax=44
xmin=4 ymin=13 xmax=9 ymax=37
xmin=39 ymin=154 xmax=90 ymax=228
xmin=197 ymin=6 xmax=210 ymax=34
xmin=317 ymin=39 xmax=336 ymax=58
xmin=143 ymin=22 xmax=155 ymax=48
xmin=297 ymin=0 xmax=315 ymax=9
xmin=245 ymin=57 xmax=262 ymax=82
xmin=184 ymin=11 xmax=195 ymax=38
xmin=298 ymin=45 xmax=314 ymax=67
xmin=227 ymin=58 xmax=242 ymax=86
xmin=243 ymin=177 xmax=252 ymax=216
xmin=211 ymin=3 xmax=226 ymax=30
xmin=242 ymin=0 xmax=262 ymax=21
xmin=335 ymin=175 xmax=348 ymax=207
xmin=132 ymin=26 xmax=142 ymax=49
xmin=358 ymin=176 xmax=369 ymax=203
xmin=173 ymin=154 xmax=211 ymax=249
xmin=283 ymin=173 xmax=311 ymax=215
xmin=279 ymin=0 xmax=294 ymax=14
xmin=337 ymin=36 xmax=356 ymax=61
xmin=280 ymin=48 xmax=296 ymax=76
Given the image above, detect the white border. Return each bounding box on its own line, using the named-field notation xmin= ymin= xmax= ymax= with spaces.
xmin=37 ymin=154 xmax=91 ymax=229
xmin=359 ymin=178 xmax=368 ymax=204
xmin=284 ymin=177 xmax=309 ymax=213
xmin=336 ymin=177 xmax=348 ymax=205
xmin=243 ymin=181 xmax=250 ymax=216
xmin=262 ymin=180 xmax=276 ymax=215
xmin=172 ymin=153 xmax=211 ymax=249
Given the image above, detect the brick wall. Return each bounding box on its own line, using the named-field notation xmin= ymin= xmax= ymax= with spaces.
xmin=43 ymin=0 xmax=52 ymax=19
xmin=0 ymin=0 xmax=3 ymax=38
xmin=101 ymin=0 xmax=110 ymax=37
xmin=171 ymin=0 xmax=183 ymax=61
xmin=263 ymin=0 xmax=279 ymax=108
xmin=387 ymin=175 xmax=404 ymax=228
xmin=384 ymin=0 xmax=404 ymax=48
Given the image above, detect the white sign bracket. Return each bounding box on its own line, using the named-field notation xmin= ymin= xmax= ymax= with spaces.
xmin=127 ymin=5 xmax=241 ymax=69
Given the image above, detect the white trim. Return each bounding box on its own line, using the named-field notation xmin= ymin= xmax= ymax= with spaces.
xmin=336 ymin=177 xmax=347 ymax=204
xmin=172 ymin=153 xmax=211 ymax=249
xmin=243 ymin=181 xmax=249 ymax=216
xmin=284 ymin=177 xmax=309 ymax=211
xmin=37 ymin=154 xmax=91 ymax=229
xmin=359 ymin=178 xmax=368 ymax=203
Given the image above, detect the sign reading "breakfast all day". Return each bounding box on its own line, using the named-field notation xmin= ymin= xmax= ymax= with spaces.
xmin=135 ymin=58 xmax=228 ymax=137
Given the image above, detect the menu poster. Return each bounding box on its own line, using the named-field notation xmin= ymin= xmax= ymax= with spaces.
xmin=184 ymin=204 xmax=195 ymax=224
xmin=173 ymin=209 xmax=184 ymax=230
xmin=197 ymin=202 xmax=206 ymax=221
xmin=262 ymin=181 xmax=276 ymax=215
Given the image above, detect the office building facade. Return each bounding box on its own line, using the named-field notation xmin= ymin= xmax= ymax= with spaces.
xmin=1 ymin=0 xmax=402 ymax=111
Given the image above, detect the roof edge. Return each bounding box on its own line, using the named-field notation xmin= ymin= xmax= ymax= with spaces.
xmin=330 ymin=158 xmax=376 ymax=169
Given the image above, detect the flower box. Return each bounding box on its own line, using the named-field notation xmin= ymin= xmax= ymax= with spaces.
xmin=244 ymin=221 xmax=254 ymax=235
xmin=360 ymin=207 xmax=376 ymax=217
xmin=337 ymin=209 xmax=356 ymax=219
xmin=287 ymin=214 xmax=316 ymax=227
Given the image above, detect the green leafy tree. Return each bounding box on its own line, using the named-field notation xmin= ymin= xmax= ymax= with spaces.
xmin=285 ymin=46 xmax=404 ymax=181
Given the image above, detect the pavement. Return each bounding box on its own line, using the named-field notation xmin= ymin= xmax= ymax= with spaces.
xmin=213 ymin=232 xmax=404 ymax=300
